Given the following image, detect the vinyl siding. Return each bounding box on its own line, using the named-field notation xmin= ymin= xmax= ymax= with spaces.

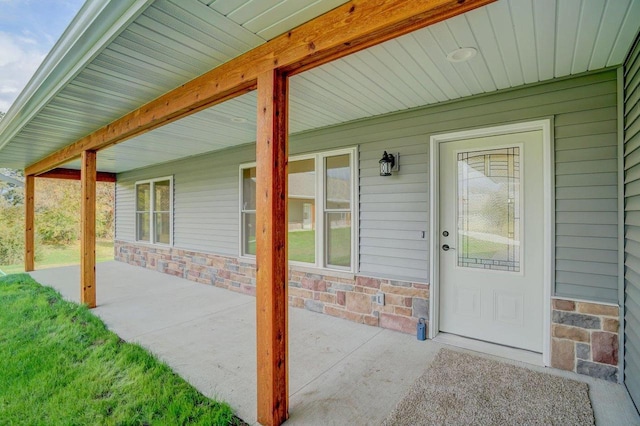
xmin=624 ymin=33 xmax=640 ymax=410
xmin=115 ymin=69 xmax=618 ymax=301
xmin=117 ymin=145 xmax=254 ymax=255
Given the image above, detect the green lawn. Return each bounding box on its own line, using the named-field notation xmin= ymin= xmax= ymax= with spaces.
xmin=0 ymin=274 xmax=240 ymax=425
xmin=288 ymin=229 xmax=316 ymax=263
xmin=249 ymin=228 xmax=351 ymax=266
xmin=0 ymin=240 xmax=114 ymax=275
xmin=461 ymin=236 xmax=511 ymax=259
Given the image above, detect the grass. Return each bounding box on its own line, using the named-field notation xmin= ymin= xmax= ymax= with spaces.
xmin=461 ymin=236 xmax=512 ymax=260
xmin=0 ymin=240 xmax=114 ymax=275
xmin=0 ymin=274 xmax=240 ymax=425
xmin=288 ymin=230 xmax=316 ymax=263
xmin=250 ymin=228 xmax=352 ymax=266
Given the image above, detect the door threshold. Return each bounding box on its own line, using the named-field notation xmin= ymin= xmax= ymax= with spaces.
xmin=433 ymin=332 xmax=544 ymax=367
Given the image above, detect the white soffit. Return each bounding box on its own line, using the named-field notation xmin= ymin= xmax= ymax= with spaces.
xmin=0 ymin=0 xmax=349 ymax=171
xmin=65 ymin=91 xmax=258 ymax=172
xmin=289 ymin=0 xmax=640 ymax=132
xmin=1 ymin=0 xmax=639 ymax=173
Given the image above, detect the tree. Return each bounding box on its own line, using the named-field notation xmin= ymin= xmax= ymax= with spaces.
xmin=0 ymin=169 xmax=115 ymax=263
xmin=0 ymin=168 xmax=25 ymax=205
xmin=35 ymin=178 xmax=115 ymax=244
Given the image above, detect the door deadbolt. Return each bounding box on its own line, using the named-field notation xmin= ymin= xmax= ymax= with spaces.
xmin=442 ymin=231 xmax=449 ymax=237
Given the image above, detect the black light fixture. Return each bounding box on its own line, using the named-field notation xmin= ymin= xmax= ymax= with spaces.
xmin=379 ymin=151 xmax=397 ymax=176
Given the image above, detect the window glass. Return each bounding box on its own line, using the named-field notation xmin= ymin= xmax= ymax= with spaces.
xmin=154 ymin=212 xmax=170 ymax=244
xmin=136 ymin=179 xmax=172 ymax=244
xmin=136 ymin=183 xmax=150 ymax=211
xmin=154 ymin=180 xmax=171 ymax=211
xmin=243 ymin=212 xmax=256 ymax=255
xmin=457 ymin=147 xmax=520 ymax=272
xmin=288 ymin=159 xmax=316 ymax=263
xmin=243 ymin=168 xmax=257 ymax=211
xmin=325 ymin=155 xmax=351 ymax=209
xmin=136 ymin=183 xmax=151 ymax=242
xmin=137 ymin=212 xmax=150 ymax=242
xmin=242 ymin=168 xmax=257 ymax=256
xmin=240 ymin=149 xmax=355 ymax=271
xmin=326 ymin=212 xmax=351 ymax=267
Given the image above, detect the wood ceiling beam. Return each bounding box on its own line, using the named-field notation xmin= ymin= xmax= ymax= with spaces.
xmin=25 ymin=0 xmax=494 ymax=176
xmin=38 ymin=168 xmax=116 ymax=182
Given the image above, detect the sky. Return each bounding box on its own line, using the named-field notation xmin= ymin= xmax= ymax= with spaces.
xmin=0 ymin=0 xmax=85 ymax=113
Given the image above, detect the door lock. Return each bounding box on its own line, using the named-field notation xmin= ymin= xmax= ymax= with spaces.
xmin=442 ymin=231 xmax=449 ymax=237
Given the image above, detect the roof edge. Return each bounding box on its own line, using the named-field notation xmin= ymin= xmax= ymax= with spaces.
xmin=0 ymin=0 xmax=155 ymax=156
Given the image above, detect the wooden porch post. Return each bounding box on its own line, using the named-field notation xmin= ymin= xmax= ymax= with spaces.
xmin=255 ymin=69 xmax=289 ymax=426
xmin=24 ymin=174 xmax=35 ymax=272
xmin=80 ymin=150 xmax=97 ymax=308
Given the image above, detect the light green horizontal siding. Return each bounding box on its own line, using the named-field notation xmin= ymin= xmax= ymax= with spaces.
xmin=116 ymin=145 xmax=254 ymax=255
xmin=116 ymin=69 xmax=619 ymax=298
xmin=311 ymin=69 xmax=619 ymax=294
xmin=624 ymin=34 xmax=640 ymax=410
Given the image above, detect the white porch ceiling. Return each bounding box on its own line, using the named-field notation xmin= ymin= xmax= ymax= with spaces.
xmin=1 ymin=0 xmax=639 ymax=173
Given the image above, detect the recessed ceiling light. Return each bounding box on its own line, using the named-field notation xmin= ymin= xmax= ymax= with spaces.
xmin=446 ymin=47 xmax=477 ymax=63
xmin=231 ymin=117 xmax=247 ymax=123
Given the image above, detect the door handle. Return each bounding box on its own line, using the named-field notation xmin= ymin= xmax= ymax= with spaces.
xmin=442 ymin=244 xmax=455 ymax=251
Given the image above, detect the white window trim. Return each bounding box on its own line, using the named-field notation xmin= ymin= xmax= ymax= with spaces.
xmin=239 ymin=147 xmax=358 ymax=274
xmin=135 ymin=176 xmax=174 ymax=246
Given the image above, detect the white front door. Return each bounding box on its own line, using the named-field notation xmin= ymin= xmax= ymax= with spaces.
xmin=439 ymin=130 xmax=544 ymax=352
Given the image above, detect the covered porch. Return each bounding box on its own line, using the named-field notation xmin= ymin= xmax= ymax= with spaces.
xmin=29 ymin=261 xmax=637 ymax=425
xmin=1 ymin=0 xmax=639 ymax=423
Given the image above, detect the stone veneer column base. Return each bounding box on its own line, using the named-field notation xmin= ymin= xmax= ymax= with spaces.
xmin=551 ymin=298 xmax=619 ymax=382
xmin=114 ymin=241 xmax=429 ymax=335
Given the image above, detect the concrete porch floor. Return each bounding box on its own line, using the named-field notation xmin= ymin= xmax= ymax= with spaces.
xmin=29 ymin=261 xmax=638 ymax=425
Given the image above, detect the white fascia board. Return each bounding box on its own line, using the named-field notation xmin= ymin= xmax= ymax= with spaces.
xmin=0 ymin=0 xmax=155 ymax=154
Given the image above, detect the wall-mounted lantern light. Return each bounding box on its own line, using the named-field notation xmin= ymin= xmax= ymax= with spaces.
xmin=379 ymin=151 xmax=399 ymax=176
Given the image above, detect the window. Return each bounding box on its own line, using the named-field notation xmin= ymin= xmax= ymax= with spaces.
xmin=241 ymin=168 xmax=256 ymax=255
xmin=136 ymin=177 xmax=173 ymax=245
xmin=325 ymin=154 xmax=352 ymax=268
xmin=240 ymin=148 xmax=357 ymax=271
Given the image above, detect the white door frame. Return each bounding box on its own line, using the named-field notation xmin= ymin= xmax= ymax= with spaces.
xmin=429 ymin=119 xmax=554 ymax=366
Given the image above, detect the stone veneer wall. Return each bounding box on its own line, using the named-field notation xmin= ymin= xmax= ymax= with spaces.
xmin=551 ymin=298 xmax=620 ymax=382
xmin=114 ymin=241 xmax=430 ymax=334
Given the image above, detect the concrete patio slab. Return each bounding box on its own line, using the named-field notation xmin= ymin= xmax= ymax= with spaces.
xmin=30 ymin=261 xmax=639 ymax=425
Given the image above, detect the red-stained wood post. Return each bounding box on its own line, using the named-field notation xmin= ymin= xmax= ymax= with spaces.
xmin=255 ymin=69 xmax=289 ymax=426
xmin=80 ymin=150 xmax=97 ymax=308
xmin=24 ymin=174 xmax=35 ymax=272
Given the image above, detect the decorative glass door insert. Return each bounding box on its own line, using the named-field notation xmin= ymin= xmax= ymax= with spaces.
xmin=457 ymin=146 xmax=521 ymax=272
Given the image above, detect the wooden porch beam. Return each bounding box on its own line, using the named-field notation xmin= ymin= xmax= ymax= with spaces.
xmin=80 ymin=150 xmax=97 ymax=308
xmin=24 ymin=175 xmax=35 ymax=272
xmin=255 ymin=69 xmax=289 ymax=426
xmin=38 ymin=168 xmax=116 ymax=182
xmin=25 ymin=0 xmax=494 ymax=176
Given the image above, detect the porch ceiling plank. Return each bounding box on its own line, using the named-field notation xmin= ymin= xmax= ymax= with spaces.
xmin=570 ymin=0 xmax=606 ymax=74
xmin=554 ymin=0 xmax=581 ymax=78
xmin=608 ymin=0 xmax=640 ymax=67
xmin=25 ymin=0 xmax=495 ymax=176
xmin=532 ymin=0 xmax=556 ymax=81
xmin=255 ymin=69 xmax=289 ymax=426
xmin=464 ymin=5 xmax=510 ymax=90
xmin=80 ymin=151 xmax=97 ymax=309
xmin=507 ymin=0 xmax=537 ymax=84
